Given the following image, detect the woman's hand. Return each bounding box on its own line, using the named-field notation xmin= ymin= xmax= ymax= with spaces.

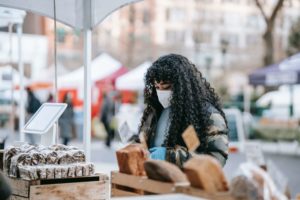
xmin=149 ymin=147 xmax=166 ymax=160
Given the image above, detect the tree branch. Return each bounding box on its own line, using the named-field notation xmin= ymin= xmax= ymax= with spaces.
xmin=254 ymin=0 xmax=268 ymax=23
xmin=270 ymin=0 xmax=285 ymax=22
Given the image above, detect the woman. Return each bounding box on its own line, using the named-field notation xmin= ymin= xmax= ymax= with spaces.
xmin=138 ymin=54 xmax=229 ymax=167
xmin=59 ymin=93 xmax=75 ymax=145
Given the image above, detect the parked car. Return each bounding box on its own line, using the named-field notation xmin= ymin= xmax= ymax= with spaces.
xmin=224 ymin=108 xmax=252 ymax=153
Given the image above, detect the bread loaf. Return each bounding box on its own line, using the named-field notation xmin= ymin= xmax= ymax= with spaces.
xmin=144 ymin=160 xmax=188 ymax=183
xmin=183 ymin=155 xmax=228 ymax=193
xmin=116 ymin=144 xmax=149 ymax=176
xmin=230 ymin=175 xmax=263 ymax=200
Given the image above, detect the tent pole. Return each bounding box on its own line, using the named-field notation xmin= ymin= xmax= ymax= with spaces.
xmin=17 ymin=23 xmax=25 ymax=142
xmin=289 ymin=85 xmax=294 ymax=118
xmin=83 ymin=29 xmax=92 ymax=162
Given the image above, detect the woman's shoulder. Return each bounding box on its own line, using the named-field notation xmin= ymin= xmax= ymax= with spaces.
xmin=202 ymin=102 xmax=227 ymax=133
xmin=203 ymin=101 xmax=220 ymax=115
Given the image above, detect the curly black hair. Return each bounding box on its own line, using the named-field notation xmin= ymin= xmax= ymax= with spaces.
xmin=139 ymin=54 xmax=227 ymax=150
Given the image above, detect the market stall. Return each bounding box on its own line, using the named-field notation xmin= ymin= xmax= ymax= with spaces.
xmin=0 ymin=0 xmax=142 ymax=161
xmin=0 ymin=1 xmax=142 ymax=199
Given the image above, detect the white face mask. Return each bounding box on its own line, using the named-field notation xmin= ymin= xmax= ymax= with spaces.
xmin=156 ymin=89 xmax=172 ymax=108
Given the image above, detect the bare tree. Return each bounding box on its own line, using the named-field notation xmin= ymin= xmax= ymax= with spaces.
xmin=255 ymin=0 xmax=285 ymax=65
xmin=287 ymin=17 xmax=300 ymax=56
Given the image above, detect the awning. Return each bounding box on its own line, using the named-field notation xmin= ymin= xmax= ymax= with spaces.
xmin=116 ymin=61 xmax=151 ymax=91
xmin=0 ymin=0 xmax=142 ymax=30
xmin=249 ymin=53 xmax=300 ymax=86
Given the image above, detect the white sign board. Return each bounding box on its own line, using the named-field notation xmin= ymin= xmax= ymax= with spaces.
xmin=118 ymin=121 xmax=136 ymax=144
xmin=23 ymin=103 xmax=67 ymax=134
xmin=244 ymin=142 xmax=265 ymax=166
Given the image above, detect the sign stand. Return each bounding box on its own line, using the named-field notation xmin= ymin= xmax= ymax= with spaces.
xmin=23 ymin=103 xmax=67 ymax=146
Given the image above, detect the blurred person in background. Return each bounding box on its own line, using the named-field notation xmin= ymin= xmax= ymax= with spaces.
xmin=100 ymin=91 xmax=120 ymax=147
xmin=59 ymin=93 xmax=74 ymax=145
xmin=47 ymin=93 xmax=54 ymax=103
xmin=26 ymin=87 xmax=42 ymax=144
xmin=137 ymin=54 xmax=229 ymax=167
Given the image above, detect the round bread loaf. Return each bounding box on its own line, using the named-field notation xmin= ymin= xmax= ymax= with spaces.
xmin=144 ymin=160 xmax=189 ymax=183
xmin=183 ymin=155 xmax=229 ymax=193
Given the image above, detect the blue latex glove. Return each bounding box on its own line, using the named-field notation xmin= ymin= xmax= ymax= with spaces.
xmin=149 ymin=147 xmax=166 ymax=160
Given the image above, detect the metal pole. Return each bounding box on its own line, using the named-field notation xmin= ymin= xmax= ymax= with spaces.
xmin=17 ymin=24 xmax=25 ymax=142
xmin=289 ymin=85 xmax=294 ymax=118
xmin=8 ymin=23 xmax=15 ymax=137
xmin=83 ymin=29 xmax=92 ymax=162
xmin=53 ymin=0 xmax=59 ymax=144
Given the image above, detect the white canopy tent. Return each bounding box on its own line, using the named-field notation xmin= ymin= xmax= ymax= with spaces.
xmin=116 ymin=61 xmax=151 ymax=91
xmin=0 ymin=0 xmax=142 ymax=161
xmin=0 ymin=7 xmax=26 ymax=141
xmin=58 ymin=53 xmax=122 ymax=88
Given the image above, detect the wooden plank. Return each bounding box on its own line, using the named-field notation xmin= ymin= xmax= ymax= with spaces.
xmin=10 ymin=195 xmax=29 ymax=200
xmin=111 ymin=188 xmax=140 ymax=197
xmin=176 ymin=186 xmax=235 ymax=200
xmin=111 ymin=172 xmax=178 ymax=194
xmin=30 ymin=180 xmax=109 ymax=200
xmin=8 ymin=178 xmax=39 ymax=197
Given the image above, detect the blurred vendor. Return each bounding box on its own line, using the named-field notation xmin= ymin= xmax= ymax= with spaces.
xmin=138 ymin=54 xmax=229 ymax=167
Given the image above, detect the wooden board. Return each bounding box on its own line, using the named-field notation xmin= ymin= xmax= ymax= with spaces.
xmin=10 ymin=195 xmax=29 ymax=200
xmin=7 ymin=173 xmax=109 ymax=200
xmin=30 ymin=180 xmax=108 ymax=200
xmin=8 ymin=178 xmax=39 ymax=197
xmin=176 ymin=186 xmax=235 ymax=200
xmin=111 ymin=188 xmax=140 ymax=197
xmin=111 ymin=172 xmax=185 ymax=197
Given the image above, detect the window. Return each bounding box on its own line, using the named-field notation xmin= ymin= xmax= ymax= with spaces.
xmin=246 ymin=34 xmax=260 ymax=46
xmin=221 ymin=33 xmax=239 ymax=46
xmin=56 ymin=28 xmax=66 ymax=43
xmin=246 ymin=14 xmax=260 ymax=28
xmin=194 ymin=0 xmax=213 ymax=3
xmin=143 ymin=10 xmax=150 ymax=25
xmin=193 ymin=31 xmax=212 ymax=44
xmin=166 ymin=30 xmax=185 ymax=43
xmin=222 ymin=0 xmax=240 ymax=3
xmin=166 ymin=8 xmax=186 ymax=22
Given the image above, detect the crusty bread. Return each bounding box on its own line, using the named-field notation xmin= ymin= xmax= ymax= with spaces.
xmin=230 ymin=175 xmax=263 ymax=200
xmin=144 ymin=160 xmax=189 ymax=183
xmin=183 ymin=155 xmax=229 ymax=193
xmin=116 ymin=144 xmax=149 ymax=176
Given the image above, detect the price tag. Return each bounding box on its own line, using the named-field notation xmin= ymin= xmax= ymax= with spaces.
xmin=244 ymin=142 xmax=265 ymax=166
xmin=118 ymin=121 xmax=135 ymax=144
xmin=182 ymin=125 xmax=200 ymax=152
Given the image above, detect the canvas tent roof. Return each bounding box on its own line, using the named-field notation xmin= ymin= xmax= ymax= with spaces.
xmin=0 ymin=0 xmax=141 ymax=30
xmin=249 ymin=53 xmax=300 ymax=86
xmin=58 ymin=53 xmax=122 ymax=88
xmin=116 ymin=61 xmax=151 ymax=91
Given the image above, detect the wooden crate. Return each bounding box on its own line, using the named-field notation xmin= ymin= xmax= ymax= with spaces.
xmin=111 ymin=171 xmax=189 ymax=197
xmin=176 ymin=186 xmax=236 ymax=200
xmin=8 ymin=173 xmax=109 ymax=200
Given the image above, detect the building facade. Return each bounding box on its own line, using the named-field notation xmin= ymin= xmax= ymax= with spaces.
xmin=96 ymin=0 xmax=300 ymax=70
